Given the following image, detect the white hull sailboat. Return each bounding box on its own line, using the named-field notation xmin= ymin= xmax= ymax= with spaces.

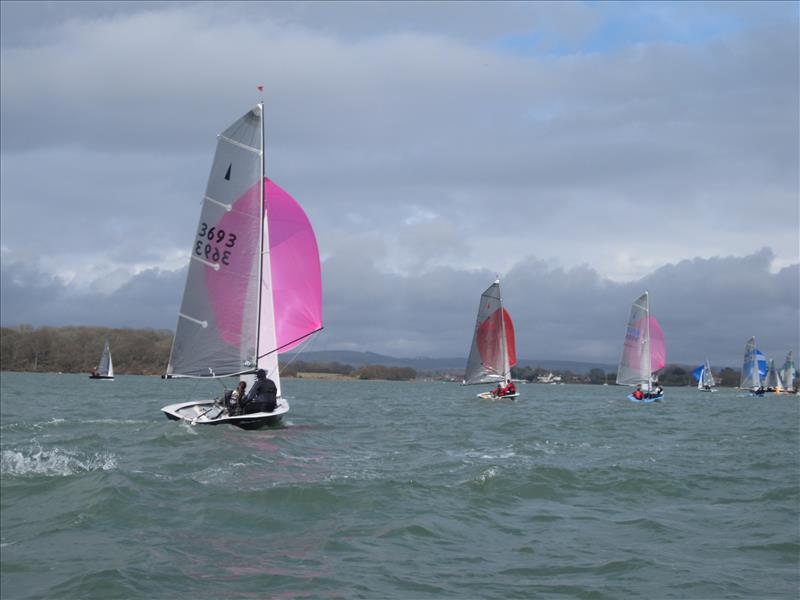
xmin=462 ymin=279 xmax=519 ymax=400
xmin=161 ymin=103 xmax=323 ymax=429
xmin=763 ymin=358 xmax=784 ymax=393
xmin=617 ymin=291 xmax=666 ymax=403
xmin=89 ymin=339 xmax=114 ymax=380
xmin=740 ymin=337 xmax=767 ymax=396
xmin=693 ymin=358 xmax=716 ymax=392
xmin=780 ymin=351 xmax=797 ymax=394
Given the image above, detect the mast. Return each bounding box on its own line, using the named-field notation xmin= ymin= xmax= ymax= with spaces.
xmin=255 ymin=101 xmax=265 ymax=369
xmin=496 ymin=278 xmax=509 ymax=380
xmin=642 ymin=291 xmax=652 ymax=390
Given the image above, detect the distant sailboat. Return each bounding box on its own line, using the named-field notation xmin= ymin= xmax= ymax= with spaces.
xmin=462 ymin=279 xmax=519 ymax=400
xmin=161 ymin=103 xmax=323 ymax=428
xmin=616 ymin=291 xmax=666 ymax=402
xmin=89 ymin=339 xmax=114 ymax=380
xmin=692 ymin=358 xmax=716 ymax=392
xmin=764 ymin=359 xmax=784 ymax=393
xmin=781 ymin=351 xmax=796 ymax=393
xmin=740 ymin=337 xmax=768 ymax=396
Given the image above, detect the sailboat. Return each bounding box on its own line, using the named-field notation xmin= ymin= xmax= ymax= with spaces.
xmin=740 ymin=337 xmax=768 ymax=396
xmin=780 ymin=351 xmax=796 ymax=393
xmin=616 ymin=291 xmax=666 ymax=403
xmin=692 ymin=358 xmax=716 ymax=392
xmin=89 ymin=339 xmax=114 ymax=380
xmin=764 ymin=359 xmax=784 ymax=393
xmin=462 ymin=279 xmax=519 ymax=400
xmin=161 ymin=103 xmax=323 ymax=428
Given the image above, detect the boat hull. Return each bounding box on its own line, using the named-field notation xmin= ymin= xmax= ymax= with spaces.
xmin=89 ymin=375 xmax=114 ymax=380
xmin=628 ymin=394 xmax=663 ymax=403
xmin=477 ymin=392 xmax=520 ymax=401
xmin=161 ymin=398 xmax=289 ymax=429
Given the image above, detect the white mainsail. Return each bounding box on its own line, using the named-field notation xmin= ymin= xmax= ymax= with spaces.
xmin=166 ymin=106 xmax=264 ymax=381
xmin=164 ymin=102 xmax=324 ymax=417
xmin=616 ymin=291 xmax=666 ymax=393
xmin=97 ymin=339 xmax=113 ymax=378
xmin=165 ymin=103 xmax=283 ymax=397
xmin=697 ymin=358 xmax=715 ymax=389
xmin=781 ymin=351 xmax=796 ymax=392
xmin=740 ymin=337 xmax=763 ymax=390
xmin=764 ymin=359 xmax=784 ymax=392
xmin=463 ymin=279 xmax=516 ymax=385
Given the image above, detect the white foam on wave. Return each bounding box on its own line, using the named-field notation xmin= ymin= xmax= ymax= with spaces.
xmin=1 ymin=445 xmax=117 ymax=477
xmin=474 ymin=466 xmax=499 ymax=484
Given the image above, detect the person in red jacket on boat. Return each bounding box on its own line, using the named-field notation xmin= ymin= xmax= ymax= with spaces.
xmin=633 ymin=386 xmax=644 ymax=400
xmin=500 ymin=379 xmax=516 ymax=397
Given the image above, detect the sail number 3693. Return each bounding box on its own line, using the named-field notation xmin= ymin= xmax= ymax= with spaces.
xmin=195 ymin=223 xmax=236 ymax=266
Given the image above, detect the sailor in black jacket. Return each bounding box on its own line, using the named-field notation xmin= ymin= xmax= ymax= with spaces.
xmin=241 ymin=369 xmax=278 ymax=413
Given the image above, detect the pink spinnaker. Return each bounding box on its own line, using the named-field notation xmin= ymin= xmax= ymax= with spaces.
xmin=265 ymin=178 xmax=323 ymax=352
xmin=205 ymin=178 xmax=322 ymax=352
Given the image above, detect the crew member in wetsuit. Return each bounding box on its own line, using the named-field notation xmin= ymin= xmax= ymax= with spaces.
xmin=241 ymin=369 xmax=278 ymax=414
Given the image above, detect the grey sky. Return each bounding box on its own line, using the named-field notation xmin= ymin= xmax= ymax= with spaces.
xmin=1 ymin=1 xmax=798 ymax=366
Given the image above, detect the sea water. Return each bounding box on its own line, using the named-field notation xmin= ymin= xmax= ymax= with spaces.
xmin=1 ymin=372 xmax=798 ymax=599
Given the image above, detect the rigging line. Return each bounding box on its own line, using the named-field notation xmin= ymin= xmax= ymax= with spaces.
xmin=256 ymin=327 xmax=325 ymax=360
xmin=275 ymin=327 xmax=324 ymax=372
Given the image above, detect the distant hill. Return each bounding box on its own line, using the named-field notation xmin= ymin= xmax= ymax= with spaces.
xmin=283 ymin=349 xmax=616 ymax=375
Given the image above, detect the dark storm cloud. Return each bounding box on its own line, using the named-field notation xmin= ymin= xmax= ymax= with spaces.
xmin=319 ymin=247 xmax=799 ymax=365
xmin=1 ymin=259 xmax=185 ymax=329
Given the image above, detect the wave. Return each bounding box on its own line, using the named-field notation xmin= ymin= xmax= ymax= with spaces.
xmin=1 ymin=445 xmax=117 ymax=477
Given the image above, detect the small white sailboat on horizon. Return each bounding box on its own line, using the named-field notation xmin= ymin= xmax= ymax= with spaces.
xmin=89 ymin=339 xmax=114 ymax=380
xmin=462 ymin=279 xmax=519 ymax=400
xmin=693 ymin=358 xmax=716 ymax=392
xmin=616 ymin=291 xmax=666 ymax=403
xmin=161 ymin=102 xmax=323 ymax=429
xmin=764 ymin=358 xmax=784 ymax=393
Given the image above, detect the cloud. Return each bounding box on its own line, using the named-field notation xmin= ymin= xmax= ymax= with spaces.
xmin=7 ymin=246 xmax=794 ymax=368
xmin=1 ymin=258 xmax=185 ymax=329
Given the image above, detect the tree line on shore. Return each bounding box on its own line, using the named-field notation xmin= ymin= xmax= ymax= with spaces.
xmin=510 ymin=365 xmax=741 ymax=387
xmin=1 ymin=325 xmax=741 ymax=385
xmin=0 ymin=326 xmax=417 ymax=380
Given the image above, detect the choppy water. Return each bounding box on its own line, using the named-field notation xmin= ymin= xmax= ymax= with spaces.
xmin=1 ymin=372 xmax=798 ymax=599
